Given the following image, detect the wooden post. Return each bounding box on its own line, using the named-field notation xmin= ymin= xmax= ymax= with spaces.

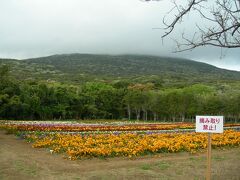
xmin=207 ymin=133 xmax=212 ymax=180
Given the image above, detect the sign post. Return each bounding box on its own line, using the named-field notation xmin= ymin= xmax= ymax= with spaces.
xmin=196 ymin=116 xmax=224 ymax=180
xmin=207 ymin=133 xmax=211 ymax=180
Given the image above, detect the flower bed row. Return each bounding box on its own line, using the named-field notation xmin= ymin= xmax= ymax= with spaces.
xmin=27 ymin=130 xmax=240 ymax=160
xmin=0 ymin=122 xmax=193 ymax=132
xmin=1 ymin=121 xmax=240 ymax=132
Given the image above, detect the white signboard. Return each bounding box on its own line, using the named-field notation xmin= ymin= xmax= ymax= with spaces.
xmin=196 ymin=116 xmax=224 ymax=133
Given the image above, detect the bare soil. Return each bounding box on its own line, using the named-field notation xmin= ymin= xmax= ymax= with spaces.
xmin=0 ymin=130 xmax=239 ymax=180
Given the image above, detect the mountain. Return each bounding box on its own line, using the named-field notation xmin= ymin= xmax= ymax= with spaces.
xmin=1 ymin=54 xmax=240 ymax=85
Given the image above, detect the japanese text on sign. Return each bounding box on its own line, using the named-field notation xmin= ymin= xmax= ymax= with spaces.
xmin=196 ymin=116 xmax=224 ymax=133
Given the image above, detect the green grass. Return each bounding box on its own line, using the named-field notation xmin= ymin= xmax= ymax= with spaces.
xmin=140 ymin=164 xmax=152 ymax=170
xmin=156 ymin=161 xmax=171 ymax=170
xmin=189 ymin=156 xmax=205 ymax=162
xmin=14 ymin=160 xmax=37 ymax=176
xmin=212 ymin=155 xmax=226 ymax=161
xmin=139 ymin=161 xmax=172 ymax=171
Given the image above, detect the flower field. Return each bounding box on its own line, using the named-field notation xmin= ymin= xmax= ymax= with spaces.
xmin=1 ymin=120 xmax=240 ymax=132
xmin=29 ymin=130 xmax=240 ymax=160
xmin=1 ymin=120 xmax=240 ymax=160
xmin=0 ymin=122 xmax=193 ymax=132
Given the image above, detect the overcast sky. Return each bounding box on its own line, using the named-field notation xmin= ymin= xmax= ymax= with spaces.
xmin=0 ymin=0 xmax=239 ymax=71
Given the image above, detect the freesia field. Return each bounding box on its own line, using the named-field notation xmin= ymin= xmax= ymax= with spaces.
xmin=0 ymin=122 xmax=195 ymax=132
xmin=30 ymin=130 xmax=240 ymax=160
xmin=1 ymin=120 xmax=239 ymax=132
xmin=1 ymin=120 xmax=240 ymax=160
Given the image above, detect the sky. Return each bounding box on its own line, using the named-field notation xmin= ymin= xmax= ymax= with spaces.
xmin=0 ymin=0 xmax=239 ymax=71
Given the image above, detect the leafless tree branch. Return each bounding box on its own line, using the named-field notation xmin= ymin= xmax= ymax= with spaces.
xmin=144 ymin=0 xmax=240 ymax=51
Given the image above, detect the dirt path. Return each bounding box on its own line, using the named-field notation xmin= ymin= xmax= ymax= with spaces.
xmin=0 ymin=130 xmax=239 ymax=180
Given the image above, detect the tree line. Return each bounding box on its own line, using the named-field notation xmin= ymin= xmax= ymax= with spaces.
xmin=0 ymin=65 xmax=239 ymax=122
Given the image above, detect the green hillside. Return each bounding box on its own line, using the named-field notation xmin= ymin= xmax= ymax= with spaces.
xmin=1 ymin=54 xmax=240 ymax=85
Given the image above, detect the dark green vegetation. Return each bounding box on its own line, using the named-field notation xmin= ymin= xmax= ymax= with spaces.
xmin=0 ymin=54 xmax=240 ymax=121
xmin=1 ymin=54 xmax=240 ymax=85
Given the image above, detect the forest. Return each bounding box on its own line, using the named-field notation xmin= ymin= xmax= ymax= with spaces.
xmin=1 ymin=55 xmax=240 ymax=122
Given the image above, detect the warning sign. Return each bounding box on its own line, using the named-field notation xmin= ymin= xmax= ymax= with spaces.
xmin=196 ymin=116 xmax=224 ymax=133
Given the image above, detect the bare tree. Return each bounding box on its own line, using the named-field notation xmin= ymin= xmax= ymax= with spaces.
xmin=144 ymin=0 xmax=240 ymax=52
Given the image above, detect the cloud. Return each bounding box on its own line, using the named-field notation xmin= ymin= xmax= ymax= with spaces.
xmin=0 ymin=0 xmax=239 ymax=70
